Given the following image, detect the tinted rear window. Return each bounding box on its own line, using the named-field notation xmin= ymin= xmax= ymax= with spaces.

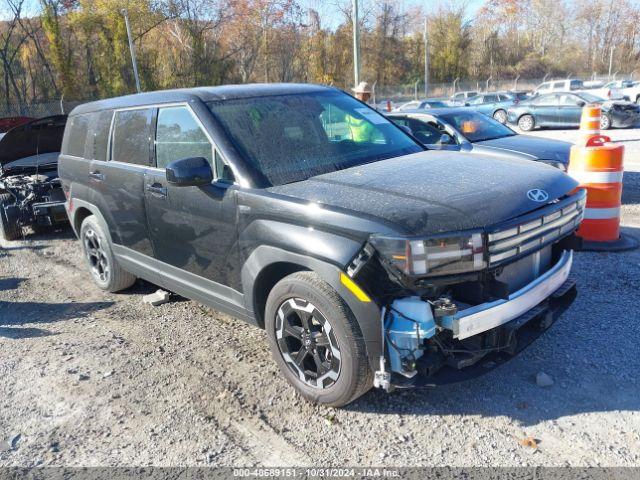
xmin=62 ymin=114 xmax=90 ymax=157
xmin=111 ymin=109 xmax=152 ymax=165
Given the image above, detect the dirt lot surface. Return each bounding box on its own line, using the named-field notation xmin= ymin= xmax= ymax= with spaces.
xmin=1 ymin=128 xmax=640 ymax=467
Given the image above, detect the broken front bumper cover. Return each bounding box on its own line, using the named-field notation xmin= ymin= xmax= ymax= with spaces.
xmin=454 ymin=250 xmax=573 ymax=340
xmin=391 ymin=250 xmax=577 ymax=388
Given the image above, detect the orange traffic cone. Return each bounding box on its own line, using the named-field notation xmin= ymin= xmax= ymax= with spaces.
xmin=568 ymin=106 xmax=638 ymax=251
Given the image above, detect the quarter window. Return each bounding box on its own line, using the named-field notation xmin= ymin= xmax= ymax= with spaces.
xmin=62 ymin=114 xmax=90 ymax=157
xmin=111 ymin=109 xmax=152 ymax=165
xmin=155 ymin=106 xmax=213 ymax=169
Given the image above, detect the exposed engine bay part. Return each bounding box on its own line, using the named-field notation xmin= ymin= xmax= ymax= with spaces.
xmin=371 ymin=249 xmax=576 ymax=388
xmin=0 ymin=115 xmax=68 ymax=240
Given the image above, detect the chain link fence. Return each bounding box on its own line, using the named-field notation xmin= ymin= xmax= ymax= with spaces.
xmin=2 ymin=73 xmax=637 ymax=121
xmin=372 ymin=73 xmax=638 ymax=103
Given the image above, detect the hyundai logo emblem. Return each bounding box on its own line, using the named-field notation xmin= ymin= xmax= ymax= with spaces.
xmin=527 ymin=189 xmax=549 ymax=202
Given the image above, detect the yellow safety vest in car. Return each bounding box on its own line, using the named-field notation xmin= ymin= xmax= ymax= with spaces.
xmin=345 ymin=115 xmax=376 ymax=143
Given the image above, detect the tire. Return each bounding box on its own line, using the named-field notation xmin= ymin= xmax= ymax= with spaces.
xmin=518 ymin=114 xmax=535 ymax=131
xmin=636 ymin=96 xmax=640 ymax=106
xmin=493 ymin=109 xmax=507 ymax=124
xmin=79 ymin=215 xmax=136 ymax=292
xmin=0 ymin=193 xmax=22 ymax=241
xmin=600 ymin=113 xmax=611 ymax=130
xmin=265 ymin=271 xmax=372 ymax=407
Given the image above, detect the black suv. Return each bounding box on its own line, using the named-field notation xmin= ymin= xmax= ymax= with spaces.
xmin=59 ymin=84 xmax=585 ymax=407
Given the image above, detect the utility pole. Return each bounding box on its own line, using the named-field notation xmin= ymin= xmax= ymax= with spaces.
xmin=122 ymin=9 xmax=141 ymax=93
xmin=608 ymin=46 xmax=615 ymax=79
xmin=424 ymin=17 xmax=429 ymax=97
xmin=352 ymin=0 xmax=360 ymax=87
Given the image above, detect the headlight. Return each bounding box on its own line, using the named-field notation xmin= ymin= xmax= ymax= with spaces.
xmin=370 ymin=231 xmax=486 ymax=277
xmin=539 ymin=160 xmax=567 ymax=172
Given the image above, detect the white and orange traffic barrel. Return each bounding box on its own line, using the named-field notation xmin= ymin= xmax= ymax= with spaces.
xmin=568 ymin=127 xmax=638 ymax=251
xmin=577 ymin=104 xmax=602 ymax=144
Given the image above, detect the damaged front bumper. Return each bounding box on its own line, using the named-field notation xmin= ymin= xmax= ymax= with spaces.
xmin=453 ymin=250 xmax=573 ymax=340
xmin=375 ymin=250 xmax=577 ymax=390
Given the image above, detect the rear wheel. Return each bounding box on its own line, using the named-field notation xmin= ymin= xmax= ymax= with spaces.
xmin=265 ymin=271 xmax=372 ymax=407
xmin=518 ymin=114 xmax=535 ymax=131
xmin=80 ymin=215 xmax=136 ymax=292
xmin=493 ymin=109 xmax=507 ymax=124
xmin=0 ymin=193 xmax=22 ymax=241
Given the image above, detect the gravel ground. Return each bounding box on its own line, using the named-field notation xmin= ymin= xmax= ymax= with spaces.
xmin=1 ymin=129 xmax=640 ymax=468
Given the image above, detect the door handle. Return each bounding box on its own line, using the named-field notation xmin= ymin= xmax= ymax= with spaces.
xmin=88 ymin=171 xmax=105 ymax=181
xmin=146 ymin=183 xmax=167 ymax=197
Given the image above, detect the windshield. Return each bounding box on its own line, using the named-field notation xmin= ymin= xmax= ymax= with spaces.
xmin=207 ymin=91 xmax=422 ymax=186
xmin=439 ymin=111 xmax=516 ymax=142
xmin=577 ymin=92 xmax=606 ymax=103
xmin=425 ymin=101 xmax=448 ymax=108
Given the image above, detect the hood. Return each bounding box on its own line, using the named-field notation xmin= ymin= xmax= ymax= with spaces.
xmin=0 ymin=115 xmax=67 ymax=168
xmin=268 ymin=151 xmax=578 ymax=236
xmin=473 ymin=135 xmax=571 ymax=163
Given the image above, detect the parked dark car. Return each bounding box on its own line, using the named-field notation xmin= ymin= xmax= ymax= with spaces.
xmin=0 ymin=115 xmax=68 ymax=240
xmin=59 ymin=84 xmax=584 ymax=407
xmin=395 ymin=98 xmax=449 ymax=111
xmin=387 ymin=108 xmax=570 ymax=170
xmin=463 ymin=92 xmax=516 ymax=123
xmin=507 ymin=92 xmax=640 ymax=131
xmin=0 ymin=116 xmax=34 ymax=135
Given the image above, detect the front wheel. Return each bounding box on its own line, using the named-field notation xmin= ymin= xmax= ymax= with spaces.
xmin=600 ymin=113 xmax=611 ymax=130
xmin=493 ymin=109 xmax=507 ymax=124
xmin=265 ymin=271 xmax=372 ymax=407
xmin=518 ymin=114 xmax=535 ymax=131
xmin=80 ymin=215 xmax=136 ymax=292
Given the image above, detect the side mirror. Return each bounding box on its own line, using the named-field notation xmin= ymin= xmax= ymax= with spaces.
xmin=464 ymin=102 xmax=471 ymax=106
xmin=576 ymin=101 xmax=586 ymax=107
xmin=166 ymin=157 xmax=213 ymax=187
xmin=439 ymin=134 xmax=452 ymax=145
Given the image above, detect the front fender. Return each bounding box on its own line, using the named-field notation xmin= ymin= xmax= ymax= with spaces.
xmin=241 ymin=244 xmax=383 ymax=372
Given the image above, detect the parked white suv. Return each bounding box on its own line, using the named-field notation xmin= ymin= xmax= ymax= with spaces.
xmin=534 ymin=79 xmax=584 ymax=95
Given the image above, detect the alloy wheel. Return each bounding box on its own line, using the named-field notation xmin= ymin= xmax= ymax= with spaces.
xmin=600 ymin=114 xmax=610 ymax=130
xmin=275 ymin=298 xmax=341 ymax=389
xmin=518 ymin=115 xmax=534 ymax=131
xmin=494 ymin=110 xmax=507 ymax=124
xmin=83 ymin=228 xmax=110 ymax=283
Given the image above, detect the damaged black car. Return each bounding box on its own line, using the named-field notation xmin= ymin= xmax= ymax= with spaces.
xmin=0 ymin=115 xmax=68 ymax=240
xmin=60 ymin=85 xmax=584 ymax=407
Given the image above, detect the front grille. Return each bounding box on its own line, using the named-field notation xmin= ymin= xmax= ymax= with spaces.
xmin=486 ymin=192 xmax=586 ymax=266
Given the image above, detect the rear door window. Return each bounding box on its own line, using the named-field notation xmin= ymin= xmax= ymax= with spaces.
xmin=111 ymin=108 xmax=153 ymax=165
xmin=531 ymin=94 xmax=558 ymax=106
